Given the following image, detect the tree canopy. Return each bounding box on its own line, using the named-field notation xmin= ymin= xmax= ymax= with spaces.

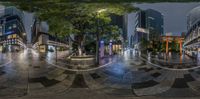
xmin=6 ymin=2 xmax=137 ymax=38
xmin=0 ymin=0 xmax=194 ymax=57
xmin=0 ymin=0 xmax=199 ymax=3
xmin=2 ymin=1 xmax=139 ymax=55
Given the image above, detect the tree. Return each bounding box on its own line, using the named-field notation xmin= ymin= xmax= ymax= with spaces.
xmin=161 ymin=42 xmax=166 ymax=52
xmin=2 ymin=0 xmax=138 ymax=64
xmin=3 ymin=2 xmax=138 ymax=64
xmin=140 ymin=37 xmax=149 ymax=50
xmin=171 ymin=40 xmax=177 ymax=52
xmin=2 ymin=0 xmax=199 ymax=4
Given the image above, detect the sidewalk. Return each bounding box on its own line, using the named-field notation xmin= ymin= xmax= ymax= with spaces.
xmin=9 ymin=88 xmax=200 ymax=99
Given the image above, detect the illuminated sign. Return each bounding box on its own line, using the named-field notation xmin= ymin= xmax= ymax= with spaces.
xmin=5 ymin=31 xmax=13 ymax=34
xmin=165 ymin=32 xmax=172 ymax=36
xmin=136 ymin=28 xmax=149 ymax=33
xmin=100 ymin=40 xmax=104 ymax=58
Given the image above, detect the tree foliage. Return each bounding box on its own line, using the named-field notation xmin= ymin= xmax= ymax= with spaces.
xmin=141 ymin=37 xmax=149 ymax=50
xmin=2 ymin=1 xmax=138 ymax=55
xmin=1 ymin=0 xmax=199 ymax=3
xmin=7 ymin=2 xmax=137 ymax=37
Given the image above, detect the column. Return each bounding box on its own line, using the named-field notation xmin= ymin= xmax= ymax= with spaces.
xmin=109 ymin=40 xmax=112 ymax=55
xmin=166 ymin=37 xmax=169 ymax=54
xmin=179 ymin=39 xmax=182 ymax=55
xmin=100 ymin=40 xmax=104 ymax=58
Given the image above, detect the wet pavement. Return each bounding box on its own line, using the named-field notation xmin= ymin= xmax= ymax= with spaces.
xmin=141 ymin=52 xmax=200 ymax=70
xmin=0 ymin=49 xmax=200 ymax=98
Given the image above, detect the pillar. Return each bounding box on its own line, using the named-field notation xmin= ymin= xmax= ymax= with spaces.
xmin=109 ymin=40 xmax=112 ymax=55
xmin=166 ymin=37 xmax=169 ymax=54
xmin=179 ymin=39 xmax=182 ymax=55
xmin=100 ymin=40 xmax=104 ymax=58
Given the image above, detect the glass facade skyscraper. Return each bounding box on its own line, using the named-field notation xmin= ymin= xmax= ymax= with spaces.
xmin=133 ymin=9 xmax=163 ymax=48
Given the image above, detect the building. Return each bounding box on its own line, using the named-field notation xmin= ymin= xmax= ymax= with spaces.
xmin=0 ymin=7 xmax=26 ymax=52
xmin=133 ymin=28 xmax=149 ymax=49
xmin=109 ymin=14 xmax=128 ymax=51
xmin=184 ymin=6 xmax=200 ymax=58
xmin=98 ymin=14 xmax=127 ymax=55
xmin=133 ymin=9 xmax=164 ymax=49
xmin=31 ymin=18 xmax=68 ymax=52
xmin=110 ymin=14 xmax=128 ymax=41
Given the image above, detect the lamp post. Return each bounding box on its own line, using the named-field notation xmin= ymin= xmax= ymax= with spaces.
xmin=23 ymin=33 xmax=26 ymax=50
xmin=55 ymin=32 xmax=57 ymax=63
xmin=23 ymin=33 xmax=26 ymax=42
xmin=96 ymin=9 xmax=106 ymax=65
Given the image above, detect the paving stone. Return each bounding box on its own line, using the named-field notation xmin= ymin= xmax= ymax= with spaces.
xmin=29 ymin=83 xmax=44 ymax=89
xmin=55 ymin=74 xmax=68 ymax=81
xmin=71 ymin=74 xmax=88 ymax=88
xmin=171 ymin=78 xmax=189 ymax=88
xmin=29 ymin=77 xmax=60 ymax=87
xmin=184 ymin=74 xmax=196 ymax=82
xmin=157 ymin=88 xmax=200 ymax=97
xmin=151 ymin=72 xmax=161 ymax=78
xmin=90 ymin=73 xmax=101 ymax=80
xmin=132 ymin=80 xmax=159 ymax=89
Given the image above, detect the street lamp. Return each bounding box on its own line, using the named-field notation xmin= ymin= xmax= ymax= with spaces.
xmin=23 ymin=33 xmax=26 ymax=41
xmin=22 ymin=33 xmax=26 ymax=49
xmin=97 ymin=9 xmax=107 ymax=14
xmin=23 ymin=33 xmax=26 ymax=36
xmin=96 ymin=9 xmax=107 ymax=65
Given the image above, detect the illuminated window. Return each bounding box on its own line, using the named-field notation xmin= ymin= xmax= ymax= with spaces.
xmin=0 ymin=26 xmax=2 ymax=36
xmin=13 ymin=24 xmax=17 ymax=28
xmin=8 ymin=26 xmax=12 ymax=30
xmin=13 ymin=34 xmax=17 ymax=38
xmin=8 ymin=35 xmax=11 ymax=39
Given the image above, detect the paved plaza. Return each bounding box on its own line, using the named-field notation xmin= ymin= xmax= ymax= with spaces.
xmin=0 ymin=49 xmax=199 ymax=99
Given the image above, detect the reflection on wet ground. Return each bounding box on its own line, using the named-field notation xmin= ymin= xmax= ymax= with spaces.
xmin=0 ymin=49 xmax=200 ymax=98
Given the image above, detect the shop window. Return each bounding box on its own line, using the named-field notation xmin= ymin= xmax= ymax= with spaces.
xmin=8 ymin=35 xmax=11 ymax=39
xmin=13 ymin=34 xmax=17 ymax=38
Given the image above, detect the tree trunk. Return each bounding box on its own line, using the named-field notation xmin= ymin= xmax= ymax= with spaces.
xmin=78 ymin=45 xmax=82 ymax=56
xmin=78 ymin=41 xmax=83 ymax=56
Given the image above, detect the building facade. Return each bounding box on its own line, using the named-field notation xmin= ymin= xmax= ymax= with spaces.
xmin=31 ymin=18 xmax=68 ymax=52
xmin=98 ymin=14 xmax=127 ymax=54
xmin=184 ymin=6 xmax=200 ymax=58
xmin=0 ymin=7 xmax=26 ymax=52
xmin=110 ymin=14 xmax=128 ymax=41
xmin=133 ymin=9 xmax=164 ymax=49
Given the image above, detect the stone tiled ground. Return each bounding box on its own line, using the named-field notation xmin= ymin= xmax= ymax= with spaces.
xmin=0 ymin=50 xmax=200 ymax=99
